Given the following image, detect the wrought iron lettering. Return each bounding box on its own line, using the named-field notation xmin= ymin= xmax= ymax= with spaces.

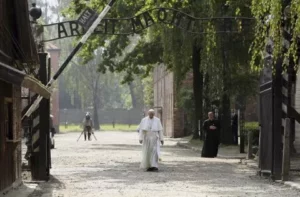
xmin=42 ymin=8 xmax=255 ymax=42
xmin=143 ymin=12 xmax=155 ymax=27
xmin=58 ymin=23 xmax=68 ymax=39
xmin=157 ymin=8 xmax=168 ymax=22
xmin=170 ymin=10 xmax=184 ymax=27
xmin=131 ymin=15 xmax=145 ymax=32
xmin=69 ymin=21 xmax=81 ymax=36
xmin=95 ymin=19 xmax=109 ymax=34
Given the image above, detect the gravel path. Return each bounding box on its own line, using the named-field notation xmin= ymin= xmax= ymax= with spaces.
xmin=27 ymin=132 xmax=300 ymax=197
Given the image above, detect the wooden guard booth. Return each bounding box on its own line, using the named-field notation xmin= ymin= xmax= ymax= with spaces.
xmin=0 ymin=0 xmax=51 ymax=194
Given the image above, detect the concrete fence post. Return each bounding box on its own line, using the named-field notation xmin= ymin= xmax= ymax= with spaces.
xmin=282 ymin=118 xmax=291 ymax=181
xmin=247 ymin=130 xmax=254 ymax=159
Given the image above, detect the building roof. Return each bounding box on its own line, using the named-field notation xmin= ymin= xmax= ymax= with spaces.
xmin=46 ymin=43 xmax=61 ymax=51
xmin=0 ymin=0 xmax=39 ymax=67
xmin=0 ymin=61 xmax=51 ymax=99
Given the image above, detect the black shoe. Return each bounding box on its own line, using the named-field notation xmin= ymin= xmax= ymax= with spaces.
xmin=147 ymin=167 xmax=158 ymax=172
xmin=152 ymin=167 xmax=158 ymax=171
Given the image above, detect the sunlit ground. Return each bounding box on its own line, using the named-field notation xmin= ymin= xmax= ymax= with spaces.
xmin=22 ymin=132 xmax=300 ymax=197
xmin=59 ymin=124 xmax=139 ymax=132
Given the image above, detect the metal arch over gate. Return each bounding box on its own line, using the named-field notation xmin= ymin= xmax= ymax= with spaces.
xmin=42 ymin=7 xmax=255 ymax=42
xmin=23 ymin=3 xmax=255 ymax=120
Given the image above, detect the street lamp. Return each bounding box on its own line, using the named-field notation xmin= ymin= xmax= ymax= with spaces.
xmin=29 ymin=3 xmax=42 ymax=23
xmin=29 ymin=3 xmax=43 ymax=52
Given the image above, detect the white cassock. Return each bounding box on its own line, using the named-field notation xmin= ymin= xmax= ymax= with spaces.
xmin=139 ymin=116 xmax=164 ymax=169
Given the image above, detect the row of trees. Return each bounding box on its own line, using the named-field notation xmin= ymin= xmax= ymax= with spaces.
xmin=37 ymin=0 xmax=300 ymax=143
xmin=63 ymin=0 xmax=258 ymax=144
xmin=38 ymin=0 xmax=153 ymax=126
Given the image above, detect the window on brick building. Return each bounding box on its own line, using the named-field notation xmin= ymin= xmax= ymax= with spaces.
xmin=4 ymin=100 xmax=13 ymax=140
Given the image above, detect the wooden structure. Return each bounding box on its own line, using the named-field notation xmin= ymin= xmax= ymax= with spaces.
xmin=0 ymin=0 xmax=51 ymax=193
xmin=258 ymin=1 xmax=300 ymax=180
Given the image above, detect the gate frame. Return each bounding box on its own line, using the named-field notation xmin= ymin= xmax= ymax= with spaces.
xmin=258 ymin=46 xmax=284 ymax=179
xmin=259 ymin=80 xmax=273 ymax=176
xmin=23 ymin=53 xmax=52 ymax=181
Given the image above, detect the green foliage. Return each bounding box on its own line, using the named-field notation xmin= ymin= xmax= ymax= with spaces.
xmin=245 ymin=121 xmax=259 ymax=145
xmin=62 ymin=0 xmax=259 ymax=139
xmin=245 ymin=122 xmax=259 ymax=131
xmin=63 ymin=57 xmax=137 ymax=109
xmin=250 ymin=0 xmax=300 ymax=71
xmin=177 ymin=87 xmax=194 ymax=133
xmin=40 ymin=0 xmax=147 ymax=110
xmin=142 ymin=76 xmax=154 ymax=107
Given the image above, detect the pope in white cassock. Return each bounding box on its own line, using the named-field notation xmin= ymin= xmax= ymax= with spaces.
xmin=138 ymin=109 xmax=164 ymax=172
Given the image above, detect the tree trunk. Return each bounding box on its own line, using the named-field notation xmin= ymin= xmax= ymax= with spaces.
xmin=192 ymin=43 xmax=203 ymax=140
xmin=93 ymin=93 xmax=100 ymax=130
xmin=203 ymin=72 xmax=210 ymax=117
xmin=221 ymin=50 xmax=233 ymax=145
xmin=129 ymin=82 xmax=137 ymax=108
xmin=140 ymin=82 xmax=145 ymax=108
xmin=93 ymin=80 xmax=100 ymax=130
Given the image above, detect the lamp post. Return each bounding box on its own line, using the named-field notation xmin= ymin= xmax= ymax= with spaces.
xmin=29 ymin=3 xmax=43 ymax=52
xmin=64 ymin=109 xmax=68 ymax=128
xmin=29 ymin=3 xmax=42 ymax=23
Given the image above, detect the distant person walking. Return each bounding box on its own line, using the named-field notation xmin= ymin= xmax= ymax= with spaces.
xmin=201 ymin=112 xmax=221 ymax=158
xmin=82 ymin=112 xmax=93 ymax=141
xmin=138 ymin=109 xmax=164 ymax=171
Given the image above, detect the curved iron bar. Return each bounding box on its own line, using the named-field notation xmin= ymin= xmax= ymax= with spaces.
xmin=42 ymin=7 xmax=255 ymax=26
xmin=104 ymin=7 xmax=256 ymax=21
xmin=42 ymin=7 xmax=255 ymax=42
xmin=43 ymin=30 xmax=247 ymax=42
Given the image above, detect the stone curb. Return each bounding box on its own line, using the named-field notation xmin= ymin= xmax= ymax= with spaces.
xmin=178 ymin=141 xmax=300 ymax=191
xmin=241 ymin=159 xmax=259 ymax=169
xmin=0 ymin=182 xmax=38 ymax=197
xmin=240 ymin=160 xmax=300 ymax=192
xmin=177 ymin=141 xmax=246 ymax=160
xmin=275 ymin=180 xmax=300 ymax=191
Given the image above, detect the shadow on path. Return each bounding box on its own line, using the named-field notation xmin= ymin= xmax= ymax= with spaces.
xmin=28 ymin=175 xmax=65 ymax=197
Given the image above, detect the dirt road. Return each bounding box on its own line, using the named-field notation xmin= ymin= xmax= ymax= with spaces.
xmin=27 ymin=132 xmax=300 ymax=197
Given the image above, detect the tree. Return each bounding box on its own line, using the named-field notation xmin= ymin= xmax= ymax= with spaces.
xmin=64 ymin=0 xmax=258 ymax=144
xmin=64 ymin=55 xmax=102 ymax=129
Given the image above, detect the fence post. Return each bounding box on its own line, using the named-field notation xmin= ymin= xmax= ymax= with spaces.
xmin=239 ymin=111 xmax=245 ymax=153
xmin=247 ymin=130 xmax=253 ymax=159
xmin=38 ymin=52 xmax=50 ymax=180
xmin=258 ymin=125 xmax=261 ymax=169
xmin=282 ymin=118 xmax=291 ymax=181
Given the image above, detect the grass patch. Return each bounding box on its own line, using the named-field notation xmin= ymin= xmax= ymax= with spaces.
xmin=59 ymin=124 xmax=138 ymax=132
xmin=245 ymin=122 xmax=259 ymax=130
xmin=100 ymin=124 xmax=138 ymax=131
xmin=189 ymin=138 xmax=203 ymax=147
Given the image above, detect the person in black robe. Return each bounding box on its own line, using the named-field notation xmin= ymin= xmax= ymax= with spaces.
xmin=201 ymin=112 xmax=221 ymax=158
xmin=231 ymin=112 xmax=238 ymax=145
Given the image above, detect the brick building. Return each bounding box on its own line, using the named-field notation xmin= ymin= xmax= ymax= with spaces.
xmin=46 ymin=43 xmax=61 ymax=132
xmin=153 ymin=64 xmax=192 ymax=138
xmin=153 ymin=63 xmax=259 ymax=138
